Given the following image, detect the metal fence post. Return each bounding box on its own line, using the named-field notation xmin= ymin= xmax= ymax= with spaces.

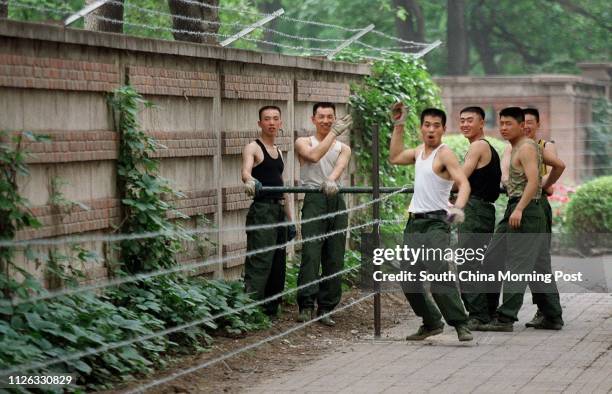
xmin=372 ymin=124 xmax=381 ymax=338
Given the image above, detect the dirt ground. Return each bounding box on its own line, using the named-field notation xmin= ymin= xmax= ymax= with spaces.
xmin=116 ymin=290 xmax=410 ymax=394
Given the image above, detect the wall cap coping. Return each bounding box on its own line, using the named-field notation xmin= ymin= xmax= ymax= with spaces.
xmin=434 ymin=74 xmax=607 ymax=88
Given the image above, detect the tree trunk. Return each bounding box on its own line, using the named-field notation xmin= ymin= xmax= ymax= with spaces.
xmin=392 ymin=0 xmax=424 ymax=51
xmin=446 ymin=0 xmax=469 ymax=75
xmin=467 ymin=2 xmax=499 ymax=75
xmin=469 ymin=26 xmax=498 ymax=75
xmin=0 ymin=1 xmax=8 ymax=18
xmin=257 ymin=0 xmax=282 ymax=52
xmin=85 ymin=0 xmax=124 ymax=33
xmin=168 ymin=0 xmax=220 ymax=45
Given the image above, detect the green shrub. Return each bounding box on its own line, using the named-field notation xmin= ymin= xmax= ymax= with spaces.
xmin=565 ymin=176 xmax=612 ymax=237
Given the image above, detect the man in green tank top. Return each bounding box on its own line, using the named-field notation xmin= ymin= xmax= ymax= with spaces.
xmin=481 ymin=107 xmax=565 ymax=332
xmin=500 ymin=108 xmax=565 ymax=329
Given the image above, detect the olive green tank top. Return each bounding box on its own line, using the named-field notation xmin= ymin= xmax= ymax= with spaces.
xmin=507 ymin=139 xmax=542 ymax=199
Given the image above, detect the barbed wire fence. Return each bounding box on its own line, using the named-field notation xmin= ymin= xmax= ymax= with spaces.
xmin=3 ymin=0 xmax=442 ymax=61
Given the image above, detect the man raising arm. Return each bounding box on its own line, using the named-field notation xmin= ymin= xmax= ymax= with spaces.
xmin=295 ymin=102 xmax=352 ymax=327
xmin=390 ymin=103 xmax=473 ymax=342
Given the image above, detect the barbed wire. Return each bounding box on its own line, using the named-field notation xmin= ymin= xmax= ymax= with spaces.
xmin=0 ymin=217 xmax=383 ymax=307
xmin=0 ymin=262 xmax=366 ymax=376
xmin=5 ymin=0 xmax=432 ymax=58
xmin=128 ymin=292 xmax=376 ymax=393
xmin=93 ymin=15 xmax=335 ymax=54
xmin=0 ymin=186 xmax=410 ymax=248
xmin=164 ymin=0 xmax=264 ymax=16
xmin=114 ymin=1 xmax=349 ymax=44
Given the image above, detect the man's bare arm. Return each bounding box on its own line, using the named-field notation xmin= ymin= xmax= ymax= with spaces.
xmin=389 ymin=123 xmax=417 ymax=165
xmin=462 ymin=141 xmax=486 ymax=178
xmin=515 ymin=144 xmax=540 ymax=212
xmin=241 ymin=143 xmax=256 ymax=182
xmin=327 ymin=144 xmax=351 ymax=182
xmin=441 ymin=147 xmax=470 ymax=209
xmin=500 ymin=143 xmax=512 ymax=186
xmin=295 ymin=134 xmax=338 ymax=163
xmin=541 ymin=144 xmax=565 ymax=191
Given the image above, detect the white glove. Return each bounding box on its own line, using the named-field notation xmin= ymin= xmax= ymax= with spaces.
xmin=331 ymin=114 xmax=353 ymax=136
xmin=390 ymin=102 xmax=407 ymax=126
xmin=447 ymin=207 xmax=465 ymax=224
xmin=244 ymin=179 xmax=262 ymax=197
xmin=320 ymin=180 xmax=339 ymax=196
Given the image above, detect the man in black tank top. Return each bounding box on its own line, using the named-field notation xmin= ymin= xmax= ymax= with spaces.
xmin=456 ymin=107 xmax=501 ymax=329
xmin=241 ymin=106 xmax=295 ymax=317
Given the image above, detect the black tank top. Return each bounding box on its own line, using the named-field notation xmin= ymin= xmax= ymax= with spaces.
xmin=468 ymin=139 xmax=501 ymax=202
xmin=252 ymin=139 xmax=284 ymax=200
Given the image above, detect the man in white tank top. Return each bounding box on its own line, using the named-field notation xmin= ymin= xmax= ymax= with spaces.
xmin=294 ymin=102 xmax=352 ymax=326
xmin=389 ymin=104 xmax=473 ymax=342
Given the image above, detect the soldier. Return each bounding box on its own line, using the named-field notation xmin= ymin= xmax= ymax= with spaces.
xmin=242 ymin=105 xmax=296 ymax=317
xmin=389 ymin=103 xmax=473 ymax=342
xmin=456 ymin=106 xmax=501 ymax=330
xmin=481 ymin=107 xmax=564 ymax=332
xmin=500 ymin=108 xmax=565 ymax=329
xmin=294 ymin=102 xmax=352 ymax=326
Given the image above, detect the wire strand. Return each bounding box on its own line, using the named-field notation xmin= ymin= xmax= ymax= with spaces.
xmin=1 ymin=218 xmax=382 ymax=307
xmin=128 ymin=292 xmax=376 ymax=393
xmin=0 ymin=263 xmax=363 ymax=376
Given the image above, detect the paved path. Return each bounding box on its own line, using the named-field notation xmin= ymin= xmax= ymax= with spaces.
xmin=247 ymin=293 xmax=612 ymax=393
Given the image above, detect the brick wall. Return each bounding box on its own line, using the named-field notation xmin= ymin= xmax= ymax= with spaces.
xmin=0 ymin=20 xmax=368 ymax=283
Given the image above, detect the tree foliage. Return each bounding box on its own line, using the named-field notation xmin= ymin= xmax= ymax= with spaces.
xmin=349 ymin=55 xmax=442 ymax=221
xmin=6 ymin=0 xmax=609 ymax=74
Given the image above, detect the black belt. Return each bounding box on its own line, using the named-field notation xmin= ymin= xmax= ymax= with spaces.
xmin=470 ymin=195 xmax=494 ymax=204
xmin=254 ymin=198 xmax=283 ymax=204
xmin=408 ymin=210 xmax=447 ymax=220
xmin=508 ymin=196 xmax=540 ymax=204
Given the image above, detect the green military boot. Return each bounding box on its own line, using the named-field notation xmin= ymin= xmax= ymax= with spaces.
xmin=532 ymin=318 xmax=563 ymax=330
xmin=406 ymin=323 xmax=444 ymax=340
xmin=317 ymin=311 xmax=336 ymax=327
xmin=479 ymin=318 xmax=513 ymax=332
xmin=525 ymin=310 xmax=544 ymax=328
xmin=466 ymin=318 xmax=485 ymax=331
xmin=297 ymin=308 xmax=313 ymax=323
xmin=455 ymin=325 xmax=474 ymax=342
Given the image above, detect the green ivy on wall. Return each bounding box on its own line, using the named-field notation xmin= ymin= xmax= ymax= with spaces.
xmin=349 ymin=55 xmax=443 ymax=225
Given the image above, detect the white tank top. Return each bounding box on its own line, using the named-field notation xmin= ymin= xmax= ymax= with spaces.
xmin=300 ymin=136 xmax=342 ymax=187
xmin=409 ymin=144 xmax=453 ymax=213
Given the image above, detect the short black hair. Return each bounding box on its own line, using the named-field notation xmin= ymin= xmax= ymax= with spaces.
xmin=523 ymin=108 xmax=540 ymax=122
xmin=499 ymin=107 xmax=524 ymax=123
xmin=460 ymin=106 xmax=485 ymax=120
xmin=313 ymin=102 xmax=336 ymax=116
xmin=420 ymin=108 xmax=447 ymax=127
xmin=258 ymin=105 xmax=282 ymax=120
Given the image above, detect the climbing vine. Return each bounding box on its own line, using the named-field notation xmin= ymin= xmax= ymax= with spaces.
xmin=0 ymin=88 xmax=268 ymax=390
xmin=349 ymin=55 xmax=443 ymax=230
xmin=109 ymin=86 xmax=187 ymax=274
xmin=0 ymin=131 xmax=48 ymax=299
